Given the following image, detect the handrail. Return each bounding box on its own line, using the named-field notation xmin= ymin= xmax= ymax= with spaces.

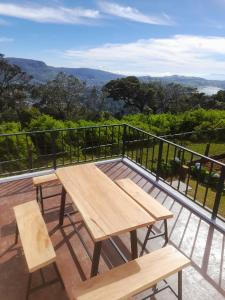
xmin=0 ymin=123 xmax=125 ymax=137
xmin=126 ymin=124 xmax=225 ymax=168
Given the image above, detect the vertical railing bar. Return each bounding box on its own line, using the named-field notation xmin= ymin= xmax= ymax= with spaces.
xmin=165 ymin=143 xmax=170 ymax=165
xmin=170 ymin=146 xmax=177 ymax=186
xmin=111 ymin=126 xmax=114 ymax=158
xmin=117 ymin=125 xmax=121 ymax=156
xmin=105 ymin=126 xmax=108 ymax=159
xmin=177 ymin=149 xmax=185 ymax=192
xmin=98 ymin=127 xmax=101 ymax=159
xmin=151 ymin=139 xmax=155 ymax=171
xmin=203 ymin=162 xmax=214 ymax=207
xmin=91 ymin=127 xmax=94 ymax=161
xmin=145 ymin=135 xmax=150 ymax=169
xmin=193 ymin=156 xmax=203 ymax=203
xmin=185 ymin=153 xmax=194 ymax=195
xmin=84 ymin=128 xmax=87 ymax=162
xmin=77 ymin=129 xmax=80 ymax=163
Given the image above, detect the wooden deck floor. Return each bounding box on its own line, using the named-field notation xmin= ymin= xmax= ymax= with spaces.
xmin=0 ymin=160 xmax=225 ymax=300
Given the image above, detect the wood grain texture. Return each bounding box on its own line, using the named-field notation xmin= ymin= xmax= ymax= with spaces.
xmin=32 ymin=173 xmax=58 ymax=186
xmin=13 ymin=200 xmax=56 ymax=273
xmin=56 ymin=163 xmax=155 ymax=242
xmin=70 ymin=245 xmax=191 ymax=300
xmin=116 ymin=178 xmax=173 ymax=221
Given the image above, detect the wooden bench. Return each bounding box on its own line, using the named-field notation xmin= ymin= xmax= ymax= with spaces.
xmin=33 ymin=173 xmax=61 ymax=214
xmin=14 ymin=200 xmax=64 ymax=299
xmin=116 ymin=178 xmax=173 ymax=254
xmin=69 ymin=246 xmax=190 ymax=300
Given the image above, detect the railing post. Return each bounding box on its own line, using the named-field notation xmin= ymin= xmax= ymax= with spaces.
xmin=122 ymin=124 xmax=127 ymax=157
xmin=204 ymin=143 xmax=210 ymax=157
xmin=212 ymin=166 xmax=225 ymax=220
xmin=156 ymin=140 xmax=163 ymax=181
xmin=28 ymin=145 xmax=33 ymax=171
xmin=51 ymin=131 xmax=57 ymax=170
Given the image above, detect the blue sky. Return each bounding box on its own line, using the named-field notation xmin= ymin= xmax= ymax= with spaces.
xmin=1 ymin=0 xmax=225 ymax=78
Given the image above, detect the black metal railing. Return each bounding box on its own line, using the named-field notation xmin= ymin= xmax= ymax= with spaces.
xmin=123 ymin=124 xmax=225 ymax=221
xmin=0 ymin=123 xmax=225 ymax=221
xmin=0 ymin=124 xmax=124 ymax=176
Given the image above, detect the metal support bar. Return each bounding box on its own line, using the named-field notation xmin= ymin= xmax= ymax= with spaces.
xmin=59 ymin=187 xmax=67 ymax=226
xmin=130 ymin=230 xmax=138 ymax=260
xmin=140 ymin=220 xmax=169 ymax=255
xmin=140 ymin=225 xmax=152 ymax=256
xmin=90 ymin=241 xmax=102 ymax=277
xmin=15 ymin=224 xmax=19 ymax=244
xmin=178 ymin=271 xmax=182 ymax=300
xmin=39 ymin=186 xmax=44 ymax=215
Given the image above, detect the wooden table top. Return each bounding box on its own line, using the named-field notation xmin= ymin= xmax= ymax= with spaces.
xmin=56 ymin=163 xmax=155 ymax=242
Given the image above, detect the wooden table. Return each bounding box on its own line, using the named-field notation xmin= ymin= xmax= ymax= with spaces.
xmin=56 ymin=163 xmax=155 ymax=277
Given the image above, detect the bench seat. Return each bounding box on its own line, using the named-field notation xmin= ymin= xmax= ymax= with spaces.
xmin=14 ymin=200 xmax=56 ymax=272
xmin=69 ymin=246 xmax=190 ymax=300
xmin=33 ymin=173 xmax=58 ymax=186
xmin=116 ymin=178 xmax=173 ymax=221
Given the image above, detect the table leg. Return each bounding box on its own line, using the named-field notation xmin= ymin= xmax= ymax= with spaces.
xmin=130 ymin=230 xmax=138 ymax=260
xmin=90 ymin=241 xmax=102 ymax=277
xmin=59 ymin=186 xmax=66 ymax=226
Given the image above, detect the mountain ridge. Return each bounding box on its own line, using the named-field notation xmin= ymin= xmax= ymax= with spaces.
xmin=6 ymin=57 xmax=225 ymax=91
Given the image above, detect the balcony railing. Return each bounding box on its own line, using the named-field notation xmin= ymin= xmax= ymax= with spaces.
xmin=0 ymin=124 xmax=225 ymax=221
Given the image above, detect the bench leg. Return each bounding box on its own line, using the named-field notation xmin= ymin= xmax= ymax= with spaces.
xmin=26 ymin=273 xmax=32 ymax=300
xmin=39 ymin=186 xmax=44 ymax=215
xmin=140 ymin=225 xmax=152 ymax=256
xmin=91 ymin=241 xmax=102 ymax=277
xmin=130 ymin=230 xmax=138 ymax=260
xmin=53 ymin=262 xmax=65 ymax=289
xmin=163 ymin=220 xmax=169 ymax=247
xmin=15 ymin=224 xmax=19 ymax=244
xmin=59 ymin=187 xmax=67 ymax=226
xmin=178 ymin=271 xmax=182 ymax=300
xmin=36 ymin=186 xmax=39 ymax=203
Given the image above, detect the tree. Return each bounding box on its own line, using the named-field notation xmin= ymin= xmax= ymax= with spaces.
xmin=103 ymin=76 xmax=155 ymax=113
xmin=0 ymin=54 xmax=32 ymax=121
xmin=33 ymin=72 xmax=86 ymax=120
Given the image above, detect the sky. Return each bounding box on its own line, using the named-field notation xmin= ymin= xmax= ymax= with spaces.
xmin=1 ymin=0 xmax=225 ymax=78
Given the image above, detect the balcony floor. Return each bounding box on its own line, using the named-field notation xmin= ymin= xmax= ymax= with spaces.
xmin=0 ymin=160 xmax=225 ymax=300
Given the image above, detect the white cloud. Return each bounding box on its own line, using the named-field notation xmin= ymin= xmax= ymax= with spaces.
xmin=0 ymin=3 xmax=100 ymax=24
xmin=98 ymin=1 xmax=173 ymax=25
xmin=63 ymin=35 xmax=225 ymax=77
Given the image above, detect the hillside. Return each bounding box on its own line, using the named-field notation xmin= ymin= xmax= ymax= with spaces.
xmin=6 ymin=57 xmax=225 ymax=92
xmin=6 ymin=57 xmax=123 ymax=86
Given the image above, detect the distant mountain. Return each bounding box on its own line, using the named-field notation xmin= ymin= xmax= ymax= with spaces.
xmin=6 ymin=57 xmax=225 ymax=92
xmin=6 ymin=57 xmax=123 ymax=86
xmin=140 ymin=75 xmax=225 ymax=89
